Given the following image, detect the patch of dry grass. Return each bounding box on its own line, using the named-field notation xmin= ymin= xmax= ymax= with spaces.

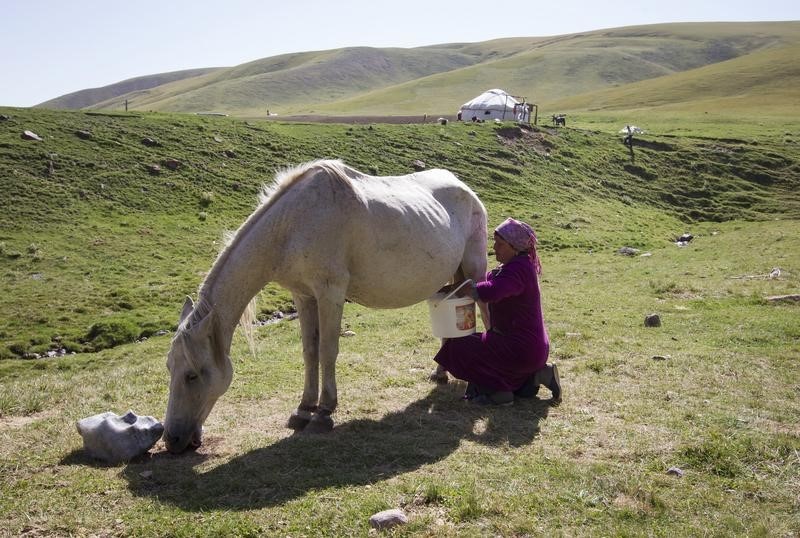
xmin=1 ymin=220 xmax=798 ymax=536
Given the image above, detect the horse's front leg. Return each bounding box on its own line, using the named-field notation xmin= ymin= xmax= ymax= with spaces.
xmin=287 ymin=294 xmax=320 ymax=430
xmin=304 ymin=293 xmax=344 ymax=433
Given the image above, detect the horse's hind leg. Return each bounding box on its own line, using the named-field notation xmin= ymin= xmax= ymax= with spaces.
xmin=461 ymin=215 xmax=490 ymax=330
xmin=287 ymin=293 xmax=320 ymax=430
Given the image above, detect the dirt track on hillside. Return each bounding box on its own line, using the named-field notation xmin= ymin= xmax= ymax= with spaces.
xmin=262 ymin=114 xmax=458 ymax=124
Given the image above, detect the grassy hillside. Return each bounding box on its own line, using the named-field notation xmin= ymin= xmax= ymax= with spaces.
xmin=309 ymin=21 xmax=799 ymax=116
xmin=1 ymin=106 xmax=797 ymax=361
xmin=0 ymin=106 xmax=798 ymax=536
xmin=37 ymin=68 xmax=222 ymax=110
xmin=39 ymin=21 xmax=800 ymax=118
xmin=549 ymin=43 xmax=800 ymax=116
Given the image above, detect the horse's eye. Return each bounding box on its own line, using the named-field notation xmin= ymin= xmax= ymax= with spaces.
xmin=185 ymin=372 xmax=199 ymax=383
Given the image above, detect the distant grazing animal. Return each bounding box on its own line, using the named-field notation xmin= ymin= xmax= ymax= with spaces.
xmin=163 ymin=159 xmax=489 ymax=453
xmin=552 ymin=114 xmax=566 ymax=127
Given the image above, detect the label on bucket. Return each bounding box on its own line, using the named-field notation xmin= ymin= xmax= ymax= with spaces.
xmin=455 ymin=304 xmax=476 ymax=331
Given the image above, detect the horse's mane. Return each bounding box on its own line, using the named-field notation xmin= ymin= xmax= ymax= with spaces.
xmin=192 ymin=159 xmax=358 ymax=351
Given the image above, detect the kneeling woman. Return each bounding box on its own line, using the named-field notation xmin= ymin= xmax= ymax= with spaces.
xmin=434 ymin=217 xmax=561 ymax=405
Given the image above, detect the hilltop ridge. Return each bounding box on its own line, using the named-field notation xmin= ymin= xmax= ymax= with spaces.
xmin=35 ymin=21 xmax=800 ymax=118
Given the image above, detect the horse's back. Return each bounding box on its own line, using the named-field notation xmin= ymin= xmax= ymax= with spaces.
xmin=281 ymin=164 xmax=482 ymax=306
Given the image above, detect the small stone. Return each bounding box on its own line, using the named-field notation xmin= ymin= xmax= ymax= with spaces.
xmin=651 ymin=354 xmax=670 ymax=361
xmin=161 ymin=158 xmax=182 ymax=171
xmin=411 ymin=159 xmax=426 ymax=171
xmin=146 ymin=164 xmax=161 ymax=175
xmin=75 ymin=130 xmax=93 ymax=140
xmin=369 ymin=508 xmax=408 ymax=530
xmin=666 ymin=467 xmax=684 ymax=477
xmin=617 ymin=246 xmax=639 ymax=256
xmin=141 ymin=137 xmax=160 ymax=147
xmin=766 ymin=294 xmax=800 ymax=303
xmin=139 ymin=470 xmax=153 ymax=478
xmin=341 ymin=330 xmax=356 ymax=337
xmin=22 ymin=130 xmax=43 ymax=141
xmin=644 ymin=313 xmax=661 ymax=327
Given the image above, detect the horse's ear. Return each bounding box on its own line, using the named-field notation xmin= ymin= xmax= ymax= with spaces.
xmin=180 ymin=296 xmax=194 ymax=323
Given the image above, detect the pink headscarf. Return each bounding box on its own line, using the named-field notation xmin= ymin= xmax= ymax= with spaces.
xmin=495 ymin=217 xmax=541 ymax=274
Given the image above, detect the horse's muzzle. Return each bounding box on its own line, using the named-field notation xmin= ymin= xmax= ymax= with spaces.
xmin=163 ymin=427 xmax=202 ymax=454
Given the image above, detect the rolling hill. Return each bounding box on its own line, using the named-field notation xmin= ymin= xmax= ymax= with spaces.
xmin=34 ymin=21 xmax=800 ymax=118
xmin=37 ymin=68 xmax=222 ymax=110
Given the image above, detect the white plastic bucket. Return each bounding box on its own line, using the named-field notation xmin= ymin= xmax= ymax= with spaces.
xmin=427 ymin=281 xmax=477 ymax=338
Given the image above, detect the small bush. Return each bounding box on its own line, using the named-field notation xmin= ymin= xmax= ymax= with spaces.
xmin=199 ymin=191 xmax=215 ymax=207
xmin=84 ymin=319 xmax=139 ymax=350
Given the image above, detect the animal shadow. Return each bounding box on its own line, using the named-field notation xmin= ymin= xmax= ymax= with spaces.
xmin=121 ymin=385 xmax=550 ymax=510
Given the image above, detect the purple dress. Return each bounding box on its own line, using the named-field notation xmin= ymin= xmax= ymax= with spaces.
xmin=433 ymin=254 xmax=549 ymax=392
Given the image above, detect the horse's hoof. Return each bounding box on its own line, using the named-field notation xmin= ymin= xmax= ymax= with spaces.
xmin=304 ymin=413 xmax=334 ymax=434
xmin=429 ymin=371 xmax=449 ymax=384
xmin=286 ymin=409 xmax=312 ymax=430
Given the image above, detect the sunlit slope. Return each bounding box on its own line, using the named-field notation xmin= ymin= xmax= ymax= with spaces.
xmin=295 ymin=22 xmax=800 ymax=115
xmin=546 ymin=43 xmax=800 ymax=116
xmin=88 ymin=46 xmax=492 ymax=115
xmin=36 ymin=68 xmax=222 ymax=110
xmin=67 ymin=21 xmax=800 ymax=116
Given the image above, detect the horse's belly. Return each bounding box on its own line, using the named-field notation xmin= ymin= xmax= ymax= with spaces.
xmin=346 ymin=251 xmax=460 ymax=308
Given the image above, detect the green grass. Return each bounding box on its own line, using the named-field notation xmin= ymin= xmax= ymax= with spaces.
xmin=2 ymin=107 xmax=797 ymax=359
xmin=0 ymin=105 xmax=798 ymax=536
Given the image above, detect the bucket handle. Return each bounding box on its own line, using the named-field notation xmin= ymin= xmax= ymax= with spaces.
xmin=433 ymin=279 xmax=473 ymax=308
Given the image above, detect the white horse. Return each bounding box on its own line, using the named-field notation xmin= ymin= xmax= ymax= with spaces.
xmin=163 ymin=159 xmax=488 ymax=453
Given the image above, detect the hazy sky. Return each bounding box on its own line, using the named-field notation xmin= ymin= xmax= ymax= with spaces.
xmin=2 ymin=0 xmax=797 ymax=107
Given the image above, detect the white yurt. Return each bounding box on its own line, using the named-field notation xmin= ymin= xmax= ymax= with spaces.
xmin=459 ymin=89 xmax=529 ymax=122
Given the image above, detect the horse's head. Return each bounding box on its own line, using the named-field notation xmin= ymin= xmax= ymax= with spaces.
xmin=163 ymin=297 xmax=233 ymax=454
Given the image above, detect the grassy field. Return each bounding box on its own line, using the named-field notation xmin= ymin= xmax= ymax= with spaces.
xmin=0 ymin=106 xmax=798 ymax=536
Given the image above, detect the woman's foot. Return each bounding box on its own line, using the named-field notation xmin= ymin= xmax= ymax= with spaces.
xmin=469 ymin=390 xmax=514 ymax=406
xmin=548 ymin=364 xmax=562 ymax=405
xmin=513 ymin=375 xmax=540 ymax=398
xmin=514 ymin=364 xmax=562 ymax=405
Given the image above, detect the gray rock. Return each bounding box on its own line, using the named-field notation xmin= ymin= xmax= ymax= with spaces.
xmin=617 ymin=246 xmax=640 ymax=256
xmin=369 ymin=508 xmax=408 ymax=530
xmin=644 ymin=313 xmax=661 ymax=327
xmin=76 ymin=410 xmax=163 ymax=463
xmin=21 ymin=130 xmax=43 ymax=141
xmin=666 ymin=466 xmax=684 ymax=477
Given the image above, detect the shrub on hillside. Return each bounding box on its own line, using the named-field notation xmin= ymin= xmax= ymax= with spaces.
xmin=83 ymin=319 xmax=139 ymax=351
xmin=199 ymin=191 xmax=215 ymax=207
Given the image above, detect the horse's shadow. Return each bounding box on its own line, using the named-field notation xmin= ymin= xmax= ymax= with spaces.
xmin=114 ymin=385 xmax=549 ymax=511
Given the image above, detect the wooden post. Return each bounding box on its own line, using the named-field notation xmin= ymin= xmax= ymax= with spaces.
xmin=125 ymin=99 xmax=128 ymax=112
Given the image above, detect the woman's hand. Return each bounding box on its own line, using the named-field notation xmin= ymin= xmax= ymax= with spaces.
xmin=456 ymin=280 xmax=478 ymax=299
